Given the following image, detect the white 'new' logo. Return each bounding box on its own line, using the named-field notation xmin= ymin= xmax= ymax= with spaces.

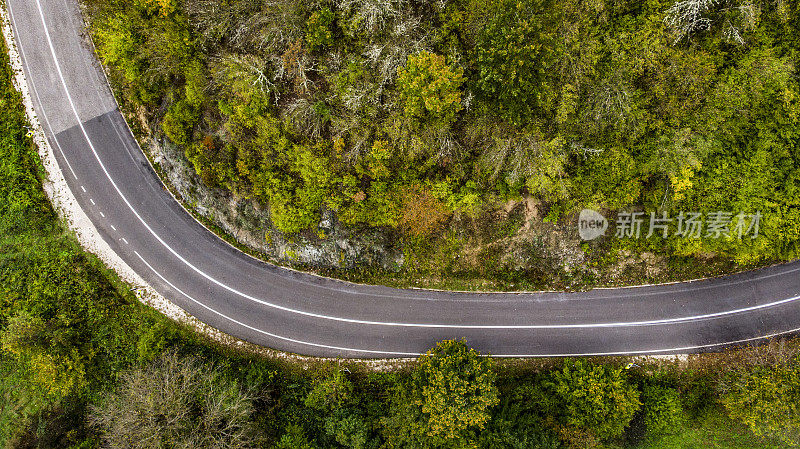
xmin=578 ymin=209 xmax=608 ymax=240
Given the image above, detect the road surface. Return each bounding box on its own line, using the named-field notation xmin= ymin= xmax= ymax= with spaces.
xmin=7 ymin=0 xmax=800 ymax=357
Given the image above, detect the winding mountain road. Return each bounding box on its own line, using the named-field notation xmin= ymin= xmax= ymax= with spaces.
xmin=8 ymin=0 xmax=800 ymax=358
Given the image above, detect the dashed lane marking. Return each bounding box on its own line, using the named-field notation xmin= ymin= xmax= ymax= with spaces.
xmin=28 ymin=0 xmax=800 ymax=356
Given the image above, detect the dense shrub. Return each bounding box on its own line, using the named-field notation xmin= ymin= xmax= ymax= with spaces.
xmin=474 ymin=0 xmax=558 ymax=126
xmin=90 ymin=350 xmax=258 ymax=448
xmin=397 ymin=51 xmax=465 ymax=127
xmin=640 ymin=383 xmax=684 ymax=436
xmin=478 ymin=400 xmax=563 ymax=449
xmin=0 ymin=57 xmax=52 ymax=235
xmin=720 ymin=358 xmax=800 ymax=446
xmin=306 ymin=8 xmax=335 ymax=52
xmin=542 ymin=359 xmax=641 ymax=440
xmin=85 ymin=0 xmax=800 ymax=280
xmin=162 ymin=98 xmax=199 ymax=146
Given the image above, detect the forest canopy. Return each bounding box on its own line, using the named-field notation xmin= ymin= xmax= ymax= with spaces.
xmin=3 ymin=13 xmax=800 ymax=447
xmin=84 ymin=0 xmax=800 ymax=284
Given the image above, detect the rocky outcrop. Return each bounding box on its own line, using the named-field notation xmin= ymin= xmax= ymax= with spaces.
xmin=146 ymin=134 xmax=405 ymax=271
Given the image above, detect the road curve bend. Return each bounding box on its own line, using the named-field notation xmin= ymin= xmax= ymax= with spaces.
xmin=8 ymin=0 xmax=800 ymax=358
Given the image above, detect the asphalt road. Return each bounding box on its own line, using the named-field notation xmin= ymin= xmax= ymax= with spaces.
xmin=8 ymin=0 xmax=800 ymax=358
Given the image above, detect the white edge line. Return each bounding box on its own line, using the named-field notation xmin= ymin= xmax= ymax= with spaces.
xmin=63 ymin=0 xmax=800 ymax=304
xmin=134 ymin=251 xmax=418 ymax=356
xmin=32 ymin=0 xmax=800 ymax=330
xmin=136 ymin=249 xmax=800 ymax=357
xmin=5 ymin=9 xmax=78 ymax=181
xmin=28 ymin=0 xmax=800 ymax=357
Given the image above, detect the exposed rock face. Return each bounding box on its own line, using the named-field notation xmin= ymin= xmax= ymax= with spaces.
xmin=142 ymin=133 xmax=678 ymax=290
xmin=147 ymin=135 xmax=405 ymax=271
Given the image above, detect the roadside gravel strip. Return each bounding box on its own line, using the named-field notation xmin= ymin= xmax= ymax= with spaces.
xmin=0 ymin=3 xmax=370 ymax=365
xmin=0 ymin=2 xmax=211 ymax=335
xmin=8 ymin=0 xmax=800 ymax=359
xmin=2 ymin=8 xmax=166 ymax=312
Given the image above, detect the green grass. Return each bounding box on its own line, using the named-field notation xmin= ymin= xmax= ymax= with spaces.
xmin=633 ymin=408 xmax=790 ymax=449
xmin=2 ymin=17 xmax=798 ymax=447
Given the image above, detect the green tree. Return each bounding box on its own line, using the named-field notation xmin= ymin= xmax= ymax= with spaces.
xmin=382 ymin=340 xmax=499 ymax=447
xmin=572 ymin=146 xmax=641 ymax=210
xmin=542 ymin=359 xmax=641 ymax=440
xmin=640 ymin=383 xmax=684 ymax=436
xmin=304 ymin=368 xmax=374 ymax=448
xmin=397 ymin=51 xmax=465 ymax=127
xmin=474 ymin=0 xmax=558 ymax=126
xmin=89 ymin=350 xmax=258 ymax=449
xmin=720 ymin=359 xmax=800 ymax=446
xmin=305 ymin=369 xmax=354 ymax=412
xmin=670 ymin=49 xmax=800 ymax=263
xmin=414 ymin=340 xmax=499 ymax=439
xmin=275 ymin=424 xmax=318 ymax=449
xmin=162 ymin=98 xmax=199 ymax=146
xmin=324 ymin=411 xmax=370 ymax=449
xmin=306 ymin=8 xmax=335 ymax=52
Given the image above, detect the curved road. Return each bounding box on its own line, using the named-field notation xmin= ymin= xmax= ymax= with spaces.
xmin=8 ymin=0 xmax=800 ymax=358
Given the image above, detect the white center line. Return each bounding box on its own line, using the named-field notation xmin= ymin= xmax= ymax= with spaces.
xmin=28 ymin=0 xmax=800 ymax=357
xmin=80 ymin=185 xmax=86 ymax=193
xmin=100 ymin=211 xmax=105 ymax=218
xmin=110 ymin=224 xmax=116 ymax=231
xmin=31 ymin=0 xmax=800 ymax=328
xmin=134 ymin=250 xmax=800 ymax=357
xmin=121 ymin=238 xmax=128 ymax=245
xmin=89 ymin=198 xmax=95 ymax=205
xmin=5 ymin=5 xmax=79 ymax=181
